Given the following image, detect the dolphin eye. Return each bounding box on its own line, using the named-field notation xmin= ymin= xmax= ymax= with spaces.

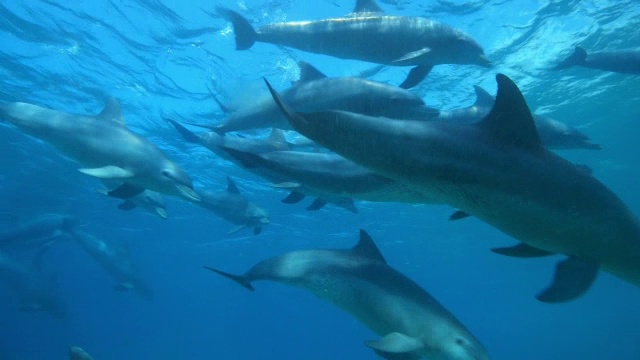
xmin=455 ymin=337 xmax=466 ymax=346
xmin=162 ymin=170 xmax=171 ymax=178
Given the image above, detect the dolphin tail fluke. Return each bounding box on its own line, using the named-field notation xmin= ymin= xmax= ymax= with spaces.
xmin=217 ymin=7 xmax=257 ymax=50
xmin=553 ymin=46 xmax=587 ymax=70
xmin=204 ymin=266 xmax=255 ymax=291
xmin=399 ymin=65 xmax=432 ymax=89
xmin=536 ymin=257 xmax=599 ymax=303
xmin=167 ymin=119 xmax=201 ymax=143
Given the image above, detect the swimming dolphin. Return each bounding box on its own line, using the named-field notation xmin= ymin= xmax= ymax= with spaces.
xmin=266 ymin=74 xmax=640 ymax=302
xmin=192 ymin=177 xmax=270 ymax=235
xmin=69 ymin=228 xmax=153 ymax=300
xmin=197 ymin=61 xmax=436 ymax=134
xmin=553 ymin=46 xmax=640 ymax=74
xmin=0 ymin=99 xmax=200 ymax=202
xmin=437 ymin=86 xmax=601 ymax=150
xmin=205 ymin=229 xmax=489 ymax=360
xmin=69 ymin=346 xmax=94 ymax=360
xmin=0 ymin=214 xmax=76 ymax=251
xmin=98 ymin=186 xmax=168 ymax=219
xmin=218 ymin=0 xmax=491 ymax=88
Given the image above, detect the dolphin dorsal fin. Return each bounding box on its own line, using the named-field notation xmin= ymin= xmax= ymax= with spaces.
xmin=473 ymin=85 xmax=495 ymax=107
xmin=268 ymin=128 xmax=289 ymax=148
xmin=297 ymin=61 xmax=328 ymax=83
xmin=353 ymin=230 xmax=386 ymax=263
xmin=98 ymin=97 xmax=125 ymax=125
xmin=226 ymin=176 xmax=241 ymax=194
xmin=353 ymin=0 xmax=384 ymax=13
xmin=479 ymin=74 xmax=541 ymax=149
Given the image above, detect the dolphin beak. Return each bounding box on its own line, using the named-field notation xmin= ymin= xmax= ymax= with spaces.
xmin=260 ymin=217 xmax=270 ymax=225
xmin=155 ymin=207 xmax=168 ymax=219
xmin=176 ymin=184 xmax=201 ymax=202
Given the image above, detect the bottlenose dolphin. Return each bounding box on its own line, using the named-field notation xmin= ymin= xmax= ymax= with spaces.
xmin=0 ymin=214 xmax=76 ymax=251
xmin=0 ymin=99 xmax=200 ymax=202
xmin=192 ymin=177 xmax=270 ymax=235
xmin=267 ymin=74 xmax=640 ymax=302
xmin=69 ymin=229 xmax=153 ymax=300
xmin=437 ymin=86 xmax=601 ymax=150
xmin=206 ymin=230 xmax=489 ymax=360
xmin=553 ymin=46 xmax=640 ymax=74
xmin=69 ymin=346 xmax=94 ymax=360
xmin=218 ymin=0 xmax=491 ymax=88
xmin=99 ymin=187 xmax=168 ymax=219
xmin=197 ymin=61 xmax=436 ymax=134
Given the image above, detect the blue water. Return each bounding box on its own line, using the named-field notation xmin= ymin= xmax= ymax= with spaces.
xmin=1 ymin=0 xmax=640 ymax=359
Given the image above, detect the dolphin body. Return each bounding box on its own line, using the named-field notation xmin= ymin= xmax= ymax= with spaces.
xmin=437 ymin=86 xmax=601 ymax=150
xmin=201 ymin=61 xmax=437 ymax=134
xmin=193 ymin=177 xmax=270 ymax=235
xmin=218 ymin=0 xmax=491 ymax=89
xmin=0 ymin=99 xmax=200 ymax=202
xmin=0 ymin=214 xmax=76 ymax=251
xmin=99 ymin=186 xmax=168 ymax=219
xmin=553 ymin=46 xmax=640 ymax=74
xmin=206 ymin=230 xmax=489 ymax=360
xmin=69 ymin=229 xmax=153 ymax=300
xmin=267 ymin=74 xmax=640 ymax=302
xmin=69 ymin=346 xmax=94 ymax=360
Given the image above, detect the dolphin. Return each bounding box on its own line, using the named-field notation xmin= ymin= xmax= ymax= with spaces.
xmin=196 ymin=61 xmax=437 ymax=134
xmin=69 ymin=228 xmax=153 ymax=300
xmin=98 ymin=187 xmax=168 ymax=219
xmin=437 ymin=86 xmax=600 ymax=150
xmin=217 ymin=0 xmax=491 ymax=88
xmin=0 ymin=99 xmax=200 ymax=202
xmin=266 ymin=74 xmax=640 ymax=302
xmin=192 ymin=177 xmax=270 ymax=235
xmin=0 ymin=214 xmax=76 ymax=251
xmin=69 ymin=346 xmax=94 ymax=360
xmin=0 ymin=250 xmax=68 ymax=319
xmin=553 ymin=46 xmax=640 ymax=74
xmin=205 ymin=229 xmax=489 ymax=360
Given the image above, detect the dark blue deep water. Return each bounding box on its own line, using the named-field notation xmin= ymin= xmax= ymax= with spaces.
xmin=1 ymin=0 xmax=640 ymax=359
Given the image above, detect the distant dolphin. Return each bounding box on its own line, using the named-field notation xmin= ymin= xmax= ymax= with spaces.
xmin=69 ymin=229 xmax=153 ymax=300
xmin=437 ymin=86 xmax=601 ymax=150
xmin=206 ymin=229 xmax=489 ymax=360
xmin=266 ymin=74 xmax=640 ymax=302
xmin=553 ymin=46 xmax=640 ymax=74
xmin=0 ymin=214 xmax=76 ymax=251
xmin=0 ymin=99 xmax=200 ymax=202
xmin=218 ymin=0 xmax=491 ymax=88
xmin=69 ymin=346 xmax=94 ymax=360
xmin=193 ymin=177 xmax=270 ymax=235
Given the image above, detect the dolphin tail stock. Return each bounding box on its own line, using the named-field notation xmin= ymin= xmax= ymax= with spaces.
xmin=399 ymin=65 xmax=433 ymax=89
xmin=217 ymin=6 xmax=257 ymax=50
xmin=204 ymin=266 xmax=255 ymax=291
xmin=553 ymin=46 xmax=587 ymax=70
xmin=167 ymin=119 xmax=201 ymax=143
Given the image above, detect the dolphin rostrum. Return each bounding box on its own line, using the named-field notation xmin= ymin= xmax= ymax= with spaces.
xmin=267 ymin=74 xmax=640 ymax=302
xmin=553 ymin=46 xmax=640 ymax=74
xmin=206 ymin=229 xmax=489 ymax=360
xmin=0 ymin=99 xmax=200 ymax=202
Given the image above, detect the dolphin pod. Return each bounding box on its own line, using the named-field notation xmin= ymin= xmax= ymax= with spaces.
xmin=266 ymin=74 xmax=640 ymax=302
xmin=206 ymin=229 xmax=489 ymax=360
xmin=218 ymin=0 xmax=490 ymax=89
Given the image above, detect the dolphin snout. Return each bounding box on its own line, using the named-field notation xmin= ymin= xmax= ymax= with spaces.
xmin=478 ymin=54 xmax=492 ymax=68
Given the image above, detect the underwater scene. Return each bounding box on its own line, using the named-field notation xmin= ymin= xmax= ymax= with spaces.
xmin=1 ymin=0 xmax=640 ymax=359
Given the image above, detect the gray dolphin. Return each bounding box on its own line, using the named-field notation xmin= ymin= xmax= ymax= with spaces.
xmin=0 ymin=214 xmax=76 ymax=251
xmin=267 ymin=74 xmax=640 ymax=302
xmin=0 ymin=250 xmax=68 ymax=319
xmin=69 ymin=346 xmax=94 ymax=360
xmin=206 ymin=229 xmax=489 ymax=360
xmin=553 ymin=46 xmax=640 ymax=74
xmin=69 ymin=228 xmax=153 ymax=300
xmin=437 ymin=86 xmax=600 ymax=150
xmin=193 ymin=177 xmax=270 ymax=235
xmin=218 ymin=0 xmax=490 ymax=88
xmin=0 ymin=99 xmax=200 ymax=202
xmin=98 ymin=187 xmax=168 ymax=219
xmin=198 ymin=61 xmax=436 ymax=134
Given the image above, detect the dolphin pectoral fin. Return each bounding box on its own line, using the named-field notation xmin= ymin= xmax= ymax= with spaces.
xmin=449 ymin=210 xmax=471 ymax=221
xmin=253 ymin=226 xmax=262 ymax=235
xmin=491 ymin=243 xmax=554 ymax=258
xmin=107 ymin=183 xmax=145 ymax=199
xmin=394 ymin=48 xmax=431 ymax=63
xmin=365 ymin=333 xmax=422 ymax=360
xmin=154 ymin=207 xmax=168 ymax=219
xmin=399 ymin=65 xmax=433 ymax=89
xmin=175 ymin=184 xmax=201 ymax=202
xmin=306 ymin=198 xmax=327 ymax=211
xmin=281 ymin=191 xmax=306 ymax=204
xmin=204 ymin=266 xmax=255 ymax=291
xmin=227 ymin=225 xmax=247 ymax=235
xmin=536 ymin=257 xmax=599 ymax=303
xmin=117 ymin=200 xmax=138 ymax=211
xmin=79 ymin=165 xmax=134 ymax=179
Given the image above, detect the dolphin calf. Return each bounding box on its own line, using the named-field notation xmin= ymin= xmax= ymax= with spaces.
xmin=69 ymin=228 xmax=153 ymax=300
xmin=99 ymin=187 xmax=168 ymax=219
xmin=267 ymin=74 xmax=640 ymax=302
xmin=69 ymin=346 xmax=94 ymax=360
xmin=437 ymin=86 xmax=600 ymax=150
xmin=206 ymin=229 xmax=489 ymax=360
xmin=553 ymin=46 xmax=640 ymax=74
xmin=0 ymin=214 xmax=76 ymax=251
xmin=218 ymin=0 xmax=490 ymax=88
xmin=0 ymin=99 xmax=200 ymax=202
xmin=193 ymin=177 xmax=270 ymax=235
